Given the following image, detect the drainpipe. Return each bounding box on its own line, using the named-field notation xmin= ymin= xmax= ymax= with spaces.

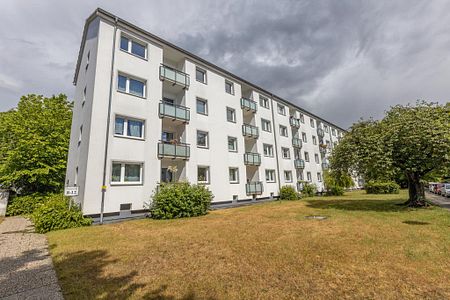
xmin=269 ymin=94 xmax=282 ymax=194
xmin=100 ymin=17 xmax=118 ymax=224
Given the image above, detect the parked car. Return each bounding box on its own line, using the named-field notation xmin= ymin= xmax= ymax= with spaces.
xmin=440 ymin=183 xmax=450 ymax=197
xmin=436 ymin=183 xmax=444 ymax=195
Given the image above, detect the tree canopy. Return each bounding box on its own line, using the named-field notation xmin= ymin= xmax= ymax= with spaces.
xmin=0 ymin=94 xmax=72 ymax=194
xmin=330 ymin=101 xmax=450 ymax=206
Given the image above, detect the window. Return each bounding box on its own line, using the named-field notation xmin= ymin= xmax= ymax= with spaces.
xmin=284 ymin=171 xmax=293 ymax=182
xmin=301 ymin=132 xmax=307 ymax=143
xmin=259 ymin=95 xmax=269 ymax=109
xmin=263 ymin=144 xmax=274 ymax=157
xmin=299 ymin=113 xmax=305 ymax=123
xmin=310 ymin=118 xmax=315 ymax=128
xmin=261 ymin=119 xmax=272 ymax=132
xmin=85 ymin=51 xmax=90 ymax=71
xmin=312 ymin=135 xmax=317 ymax=145
xmin=226 ymin=107 xmax=236 ymax=122
xmin=229 ymin=168 xmax=239 ymax=183
xmin=111 ymin=162 xmax=143 ymax=184
xmin=225 ymin=80 xmax=234 ymax=94
xmin=315 ymin=153 xmax=320 ymax=164
xmin=197 ymin=130 xmax=209 ymax=148
xmin=118 ymin=74 xmax=146 ymax=97
xmin=298 ymin=171 xmax=304 ymax=181
xmin=196 ymin=67 xmax=207 ymax=83
xmin=74 ymin=167 xmax=78 ymax=186
xmin=120 ymin=35 xmax=146 ymax=59
xmin=332 ymin=128 xmax=336 ymax=136
xmin=324 ymin=125 xmax=329 ymax=133
xmin=82 ymin=86 xmax=86 ymax=107
xmin=304 ymin=151 xmax=310 ymax=162
xmin=326 ymin=140 xmax=331 ymax=148
xmin=317 ymin=172 xmax=322 ymax=182
xmin=198 ymin=166 xmax=210 ymax=184
xmin=161 ymin=131 xmax=174 ymax=142
xmin=307 ymin=172 xmax=312 ymax=182
xmin=282 ymin=147 xmax=290 ymax=159
xmin=265 ymin=169 xmax=276 ymax=182
xmin=114 ymin=116 xmax=144 ymax=139
xmin=279 ymin=125 xmax=288 ymax=137
xmin=78 ymin=125 xmax=82 ymax=146
xmin=277 ymin=104 xmax=286 ymax=115
xmin=196 ymin=98 xmax=208 ymax=115
xmin=228 ymin=137 xmax=237 ymax=152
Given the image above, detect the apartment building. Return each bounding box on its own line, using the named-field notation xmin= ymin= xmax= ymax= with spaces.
xmin=66 ymin=8 xmax=347 ymax=221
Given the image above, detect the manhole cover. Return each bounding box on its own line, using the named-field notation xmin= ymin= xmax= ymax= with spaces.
xmin=305 ymin=215 xmax=328 ymax=220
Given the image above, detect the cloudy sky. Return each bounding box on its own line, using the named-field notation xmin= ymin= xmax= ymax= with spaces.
xmin=1 ymin=0 xmax=449 ymax=128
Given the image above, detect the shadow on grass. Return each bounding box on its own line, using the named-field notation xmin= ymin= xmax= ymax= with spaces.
xmin=304 ymin=199 xmax=408 ymax=213
xmin=50 ymin=247 xmax=207 ymax=299
xmin=402 ymin=220 xmax=430 ymax=225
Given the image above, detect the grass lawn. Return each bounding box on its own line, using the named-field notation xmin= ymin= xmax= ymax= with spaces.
xmin=47 ymin=190 xmax=450 ymax=299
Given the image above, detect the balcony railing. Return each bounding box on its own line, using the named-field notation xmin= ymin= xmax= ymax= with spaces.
xmin=159 ymin=102 xmax=190 ymax=123
xmin=292 ymin=138 xmax=303 ymax=148
xmin=244 ymin=152 xmax=261 ymax=166
xmin=242 ymin=124 xmax=259 ymax=139
xmin=317 ymin=128 xmax=325 ymax=137
xmin=319 ymin=147 xmax=327 ymax=155
xmin=322 ymin=162 xmax=329 ymax=170
xmin=158 ymin=141 xmax=190 ymax=160
xmin=294 ymin=159 xmax=305 ymax=169
xmin=246 ymin=181 xmax=263 ymax=195
xmin=159 ymin=64 xmax=190 ymax=89
xmin=290 ymin=117 xmax=301 ymax=128
xmin=240 ymin=97 xmax=257 ymax=113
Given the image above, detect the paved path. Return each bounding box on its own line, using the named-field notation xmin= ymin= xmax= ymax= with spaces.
xmin=426 ymin=192 xmax=450 ymax=210
xmin=0 ymin=217 xmax=63 ymax=299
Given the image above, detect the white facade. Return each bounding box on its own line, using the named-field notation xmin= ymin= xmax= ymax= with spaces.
xmin=66 ymin=9 xmax=346 ymax=220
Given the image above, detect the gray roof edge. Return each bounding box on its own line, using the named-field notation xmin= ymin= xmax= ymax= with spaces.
xmin=73 ymin=8 xmax=347 ymax=132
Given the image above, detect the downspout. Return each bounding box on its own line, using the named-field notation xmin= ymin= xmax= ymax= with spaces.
xmin=100 ymin=17 xmax=118 ymax=224
xmin=269 ymin=94 xmax=282 ymax=194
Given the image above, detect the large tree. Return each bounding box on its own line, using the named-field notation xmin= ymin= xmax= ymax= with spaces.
xmin=0 ymin=94 xmax=72 ymax=194
xmin=330 ymin=101 xmax=450 ymax=207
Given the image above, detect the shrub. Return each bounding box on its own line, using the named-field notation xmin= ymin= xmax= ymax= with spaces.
xmin=150 ymin=182 xmax=213 ymax=219
xmin=279 ymin=185 xmax=300 ymax=200
xmin=365 ymin=181 xmax=400 ymax=194
xmin=326 ymin=185 xmax=344 ymax=196
xmin=6 ymin=193 xmax=50 ymax=216
xmin=31 ymin=195 xmax=92 ymax=233
xmin=300 ymin=182 xmax=317 ymax=197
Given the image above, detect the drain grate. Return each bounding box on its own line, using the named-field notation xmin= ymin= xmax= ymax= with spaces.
xmin=305 ymin=215 xmax=328 ymax=220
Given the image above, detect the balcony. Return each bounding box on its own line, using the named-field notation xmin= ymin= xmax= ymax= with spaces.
xmin=241 ymin=97 xmax=257 ymax=113
xmin=322 ymin=162 xmax=329 ymax=170
xmin=294 ymin=159 xmax=305 ymax=169
xmin=290 ymin=117 xmax=301 ymax=128
xmin=159 ymin=102 xmax=190 ymax=123
xmin=317 ymin=128 xmax=325 ymax=137
xmin=292 ymin=138 xmax=303 ymax=148
xmin=159 ymin=64 xmax=190 ymax=89
xmin=246 ymin=181 xmax=263 ymax=195
xmin=242 ymin=124 xmax=259 ymax=139
xmin=158 ymin=141 xmax=190 ymax=160
xmin=244 ymin=152 xmax=261 ymax=166
xmin=319 ymin=146 xmax=327 ymax=155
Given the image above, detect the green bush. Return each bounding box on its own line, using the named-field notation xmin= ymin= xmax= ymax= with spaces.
xmin=150 ymin=182 xmax=213 ymax=219
xmin=6 ymin=193 xmax=50 ymax=216
xmin=365 ymin=181 xmax=400 ymax=194
xmin=300 ymin=182 xmax=317 ymax=197
xmin=31 ymin=195 xmax=92 ymax=233
xmin=279 ymin=185 xmax=300 ymax=200
xmin=326 ymin=185 xmax=344 ymax=196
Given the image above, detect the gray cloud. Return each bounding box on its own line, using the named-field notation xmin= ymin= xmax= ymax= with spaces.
xmin=0 ymin=0 xmax=449 ymax=127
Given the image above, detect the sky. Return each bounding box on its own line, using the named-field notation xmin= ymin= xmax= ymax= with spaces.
xmin=1 ymin=0 xmax=449 ymax=128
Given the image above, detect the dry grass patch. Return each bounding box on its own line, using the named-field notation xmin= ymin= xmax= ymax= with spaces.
xmin=47 ymin=190 xmax=450 ymax=299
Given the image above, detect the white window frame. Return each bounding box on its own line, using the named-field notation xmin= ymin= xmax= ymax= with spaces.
xmin=315 ymin=153 xmax=320 ymax=164
xmin=197 ymin=130 xmax=209 ymax=148
xmin=324 ymin=125 xmax=329 ymax=133
xmin=120 ymin=34 xmax=147 ymax=59
xmin=312 ymin=135 xmax=317 ymax=145
xmin=261 ymin=118 xmax=272 ymax=132
xmin=307 ymin=172 xmax=312 ymax=182
xmin=229 ymin=167 xmax=239 ymax=184
xmin=282 ymin=147 xmax=290 ymax=159
xmin=317 ymin=172 xmax=322 ymax=182
xmin=310 ymin=118 xmax=315 ymax=128
xmin=299 ymin=113 xmax=305 ymax=123
xmin=265 ymin=169 xmax=276 ymax=183
xmin=284 ymin=171 xmax=293 ymax=183
xmin=225 ymin=80 xmax=234 ymax=95
xmin=279 ymin=125 xmax=288 ymax=137
xmin=197 ymin=166 xmax=210 ymax=184
xmin=228 ymin=136 xmax=238 ymax=152
xmin=302 ymin=132 xmax=307 ymax=143
xmin=114 ymin=116 xmax=145 ymax=140
xmin=111 ymin=162 xmax=143 ymax=185
xmin=263 ymin=144 xmax=274 ymax=157
xmin=196 ymin=97 xmax=208 ymax=115
xmin=196 ymin=67 xmax=207 ymax=84
xmin=277 ymin=104 xmax=286 ymax=115
xmin=226 ymin=107 xmax=236 ymax=123
xmin=117 ymin=73 xmax=146 ymax=98
xmin=332 ymin=128 xmax=337 ymax=136
xmin=304 ymin=151 xmax=310 ymax=162
xmin=259 ymin=95 xmax=270 ymax=109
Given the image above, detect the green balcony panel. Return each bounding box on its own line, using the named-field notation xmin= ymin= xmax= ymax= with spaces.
xmin=244 ymin=152 xmax=261 ymax=166
xmin=242 ymin=124 xmax=259 ymax=139
xmin=159 ymin=102 xmax=190 ymax=123
xmin=159 ymin=64 xmax=190 ymax=89
xmin=158 ymin=142 xmax=190 ymax=160
xmin=294 ymin=159 xmax=305 ymax=169
xmin=241 ymin=97 xmax=257 ymax=112
xmin=246 ymin=181 xmax=263 ymax=195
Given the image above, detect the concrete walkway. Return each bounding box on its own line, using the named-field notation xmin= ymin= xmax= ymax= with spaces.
xmin=426 ymin=192 xmax=450 ymax=210
xmin=0 ymin=217 xmax=63 ymax=299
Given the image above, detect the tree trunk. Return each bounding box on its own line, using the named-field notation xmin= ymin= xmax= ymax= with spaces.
xmin=405 ymin=172 xmax=427 ymax=207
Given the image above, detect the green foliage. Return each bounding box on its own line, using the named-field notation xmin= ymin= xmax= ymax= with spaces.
xmin=326 ymin=185 xmax=345 ymax=196
xmin=150 ymin=182 xmax=213 ymax=219
xmin=6 ymin=193 xmax=50 ymax=216
xmin=300 ymin=181 xmax=317 ymax=197
xmin=323 ymin=170 xmax=351 ymax=196
xmin=330 ymin=101 xmax=450 ymax=205
xmin=31 ymin=195 xmax=92 ymax=233
xmin=279 ymin=185 xmax=300 ymax=200
xmin=0 ymin=94 xmax=72 ymax=194
xmin=365 ymin=181 xmax=400 ymax=194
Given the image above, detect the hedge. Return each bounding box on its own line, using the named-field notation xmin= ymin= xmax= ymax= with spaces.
xmin=365 ymin=181 xmax=400 ymax=194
